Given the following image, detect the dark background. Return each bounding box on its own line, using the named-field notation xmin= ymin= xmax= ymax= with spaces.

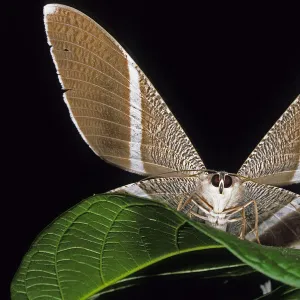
xmin=3 ymin=1 xmax=300 ymax=298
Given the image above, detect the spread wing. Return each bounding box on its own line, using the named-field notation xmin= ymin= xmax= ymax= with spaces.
xmin=238 ymin=95 xmax=300 ymax=186
xmin=108 ymin=176 xmax=199 ymax=214
xmin=228 ymin=181 xmax=300 ymax=247
xmin=43 ymin=4 xmax=204 ymax=176
xmin=246 ymin=197 xmax=300 ymax=248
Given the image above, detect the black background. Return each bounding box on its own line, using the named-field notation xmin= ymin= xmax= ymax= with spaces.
xmin=3 ymin=1 xmax=300 ymax=299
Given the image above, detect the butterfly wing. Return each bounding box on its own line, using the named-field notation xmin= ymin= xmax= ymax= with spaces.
xmin=44 ymin=4 xmax=204 ymax=175
xmin=246 ymin=197 xmax=300 ymax=248
xmin=228 ymin=181 xmax=300 ymax=246
xmin=238 ymin=95 xmax=300 ymax=186
xmin=108 ymin=176 xmax=199 ymax=214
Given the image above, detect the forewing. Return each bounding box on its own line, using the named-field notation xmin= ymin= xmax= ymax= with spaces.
xmin=238 ymin=95 xmax=300 ymax=186
xmin=228 ymin=181 xmax=300 ymax=247
xmin=44 ymin=4 xmax=204 ymax=175
xmin=108 ymin=177 xmax=199 ymax=214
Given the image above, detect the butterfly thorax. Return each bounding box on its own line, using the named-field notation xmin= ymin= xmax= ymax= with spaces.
xmin=194 ymin=171 xmax=246 ymax=230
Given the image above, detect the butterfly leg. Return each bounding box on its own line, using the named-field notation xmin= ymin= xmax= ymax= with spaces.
xmin=191 ymin=199 xmax=211 ymax=214
xmin=177 ymin=196 xmax=193 ymax=211
xmin=177 ymin=194 xmax=212 ymax=213
xmin=226 ymin=208 xmax=246 ymax=239
xmin=177 ymin=195 xmax=199 ymax=218
xmin=242 ymin=199 xmax=260 ymax=244
xmin=192 ymin=195 xmax=213 ymax=212
xmin=224 ymin=200 xmax=260 ymax=243
xmin=225 ymin=206 xmax=249 ymax=240
xmin=189 ymin=196 xmax=214 ymax=220
xmin=182 ymin=199 xmax=210 ymax=220
xmin=240 ymin=208 xmax=246 ymax=239
xmin=189 ymin=209 xmax=209 ymax=221
xmin=180 ymin=196 xmax=211 ymax=220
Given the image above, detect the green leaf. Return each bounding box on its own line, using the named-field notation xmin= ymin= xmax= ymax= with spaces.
xmin=92 ymin=266 xmax=258 ymax=300
xmin=11 ymin=194 xmax=230 ymax=299
xmin=188 ymin=220 xmax=300 ymax=288
xmin=11 ymin=194 xmax=300 ymax=299
xmin=95 ymin=250 xmax=254 ymax=298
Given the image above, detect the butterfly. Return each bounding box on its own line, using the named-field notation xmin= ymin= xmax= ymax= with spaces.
xmin=44 ymin=4 xmax=300 ymax=248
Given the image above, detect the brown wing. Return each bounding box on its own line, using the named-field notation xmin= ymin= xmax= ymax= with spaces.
xmin=245 ymin=196 xmax=300 ymax=248
xmin=44 ymin=4 xmax=204 ymax=176
xmin=228 ymin=181 xmax=300 ymax=247
xmin=238 ymin=95 xmax=300 ymax=186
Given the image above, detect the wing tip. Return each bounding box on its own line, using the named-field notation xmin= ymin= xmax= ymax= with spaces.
xmin=44 ymin=4 xmax=76 ymax=16
xmin=43 ymin=4 xmax=64 ymax=46
xmin=43 ymin=4 xmax=60 ymax=16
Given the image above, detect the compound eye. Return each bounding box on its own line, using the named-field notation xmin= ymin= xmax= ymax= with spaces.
xmin=224 ymin=175 xmax=232 ymax=188
xmin=211 ymin=174 xmax=220 ymax=187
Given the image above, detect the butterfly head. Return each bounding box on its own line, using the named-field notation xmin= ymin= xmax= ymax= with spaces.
xmin=197 ymin=171 xmax=245 ymax=214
